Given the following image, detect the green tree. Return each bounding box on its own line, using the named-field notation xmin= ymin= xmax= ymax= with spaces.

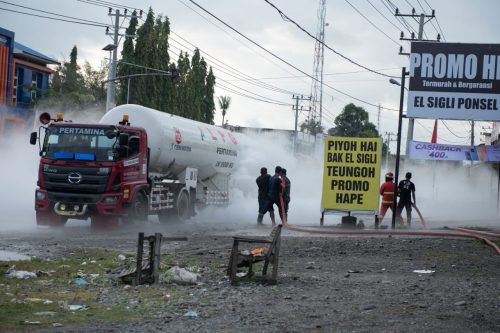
xmin=112 ymin=7 xmax=216 ymax=124
xmin=300 ymin=118 xmax=324 ymax=135
xmin=61 ymin=46 xmax=83 ymax=94
xmin=328 ymin=103 xmax=388 ymax=155
xmin=218 ymin=95 xmax=231 ymax=126
xmin=116 ymin=9 xmax=138 ymax=105
xmin=132 ymin=7 xmax=156 ymax=107
xmin=331 ymin=103 xmax=378 ymax=137
xmin=202 ymin=67 xmax=216 ymax=124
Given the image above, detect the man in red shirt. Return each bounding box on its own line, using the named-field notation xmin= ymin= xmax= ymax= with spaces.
xmin=377 ymin=172 xmax=397 ymax=229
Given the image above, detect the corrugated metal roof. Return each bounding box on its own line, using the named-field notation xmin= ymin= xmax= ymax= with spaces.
xmin=14 ymin=42 xmax=59 ymax=64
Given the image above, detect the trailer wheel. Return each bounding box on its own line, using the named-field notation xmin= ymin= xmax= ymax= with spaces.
xmin=123 ymin=191 xmax=148 ymax=225
xmin=176 ymin=191 xmax=190 ymax=221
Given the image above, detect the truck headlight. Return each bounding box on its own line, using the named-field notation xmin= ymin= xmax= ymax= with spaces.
xmin=102 ymin=196 xmax=118 ymax=204
xmin=36 ymin=191 xmax=46 ymax=201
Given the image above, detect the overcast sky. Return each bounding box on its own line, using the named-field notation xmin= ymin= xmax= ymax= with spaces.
xmin=2 ymin=0 xmax=499 ymax=152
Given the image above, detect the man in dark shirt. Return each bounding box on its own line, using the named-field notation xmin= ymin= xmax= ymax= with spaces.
xmin=279 ymin=168 xmax=291 ymax=222
xmin=397 ymin=172 xmax=416 ymax=227
xmin=265 ymin=166 xmax=283 ymax=226
xmin=256 ymin=167 xmax=271 ymax=224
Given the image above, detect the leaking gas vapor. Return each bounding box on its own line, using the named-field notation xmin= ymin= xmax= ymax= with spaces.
xmin=194 ymin=131 xmax=327 ymax=227
xmin=2 ymin=104 xmax=498 ymax=232
xmin=198 ymin=132 xmax=500 ymax=230
xmin=0 ymin=107 xmax=106 ymax=231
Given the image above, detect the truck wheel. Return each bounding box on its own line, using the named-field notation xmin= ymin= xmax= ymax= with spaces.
xmin=123 ymin=192 xmax=148 ymax=225
xmin=176 ymin=191 xmax=190 ymax=221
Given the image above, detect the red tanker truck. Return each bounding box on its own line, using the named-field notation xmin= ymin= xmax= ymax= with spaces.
xmin=30 ymin=104 xmax=240 ymax=228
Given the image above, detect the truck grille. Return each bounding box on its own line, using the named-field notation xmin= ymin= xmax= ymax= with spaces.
xmin=43 ymin=165 xmax=110 ymax=194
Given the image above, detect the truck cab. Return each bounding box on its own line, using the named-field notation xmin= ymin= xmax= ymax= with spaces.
xmin=31 ymin=113 xmax=149 ymax=227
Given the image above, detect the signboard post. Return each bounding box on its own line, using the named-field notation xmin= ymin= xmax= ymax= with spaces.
xmin=321 ymin=136 xmax=381 ymax=226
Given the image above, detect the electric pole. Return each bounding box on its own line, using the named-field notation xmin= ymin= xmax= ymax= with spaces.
xmin=377 ymin=104 xmax=381 ymax=133
xmin=385 ymin=132 xmax=397 ymax=168
xmin=396 ymin=8 xmax=440 ymax=154
xmin=105 ymin=8 xmax=140 ymax=112
xmin=292 ymin=95 xmax=312 ymax=154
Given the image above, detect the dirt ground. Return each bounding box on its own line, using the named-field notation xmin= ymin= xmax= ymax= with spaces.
xmin=1 ymin=220 xmax=500 ymax=333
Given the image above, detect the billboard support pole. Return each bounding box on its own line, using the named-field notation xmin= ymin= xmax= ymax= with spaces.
xmin=392 ymin=67 xmax=407 ymax=230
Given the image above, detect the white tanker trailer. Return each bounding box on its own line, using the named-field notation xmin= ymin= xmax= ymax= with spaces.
xmin=100 ymin=104 xmax=241 ymax=222
xmin=31 ymin=104 xmax=241 ymax=227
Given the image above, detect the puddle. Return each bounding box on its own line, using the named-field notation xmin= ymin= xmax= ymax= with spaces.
xmin=0 ymin=250 xmax=31 ymax=261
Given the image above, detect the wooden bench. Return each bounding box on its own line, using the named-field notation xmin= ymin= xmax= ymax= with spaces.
xmin=227 ymin=225 xmax=282 ymax=285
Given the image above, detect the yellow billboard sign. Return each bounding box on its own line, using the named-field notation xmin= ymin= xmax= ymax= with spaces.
xmin=321 ymin=137 xmax=381 ymax=211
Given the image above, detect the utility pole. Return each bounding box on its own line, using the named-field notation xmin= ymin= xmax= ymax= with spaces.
xmin=377 ymin=104 xmax=381 ymax=133
xmin=292 ymin=95 xmax=312 ymax=154
xmin=105 ymin=8 xmax=139 ymax=112
xmin=471 ymin=120 xmax=475 ymax=146
xmin=396 ymin=8 xmax=439 ymax=154
xmin=385 ymin=132 xmax=397 ymax=168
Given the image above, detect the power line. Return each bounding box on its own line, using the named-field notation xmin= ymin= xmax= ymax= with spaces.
xmin=184 ymin=0 xmax=400 ymax=111
xmin=263 ymin=0 xmax=399 ymax=79
xmin=77 ymin=0 xmax=141 ymax=12
xmin=170 ymin=46 xmax=295 ymax=107
xmin=344 ymin=0 xmax=401 ymax=46
xmin=422 ymin=0 xmax=446 ymax=41
xmin=168 ymin=41 xmax=296 ymax=98
xmin=0 ymin=7 xmax=108 ymax=27
xmin=175 ymin=0 xmax=303 ymax=84
xmin=441 ymin=120 xmax=470 ymax=139
xmin=169 ymin=31 xmax=301 ymax=95
xmin=0 ymin=0 xmax=108 ymax=25
xmin=366 ymin=0 xmax=402 ymax=32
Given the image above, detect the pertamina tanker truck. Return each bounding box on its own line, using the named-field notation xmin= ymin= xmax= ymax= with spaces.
xmin=30 ymin=104 xmax=240 ymax=228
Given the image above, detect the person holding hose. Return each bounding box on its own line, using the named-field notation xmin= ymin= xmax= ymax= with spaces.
xmin=377 ymin=172 xmax=397 ymax=229
xmin=397 ymin=172 xmax=416 ymax=228
xmin=256 ymin=167 xmax=271 ymax=225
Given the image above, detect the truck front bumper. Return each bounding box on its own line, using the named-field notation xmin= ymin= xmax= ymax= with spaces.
xmin=34 ymin=189 xmax=124 ymax=225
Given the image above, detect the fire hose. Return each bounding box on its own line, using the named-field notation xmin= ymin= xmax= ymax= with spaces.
xmin=275 ymin=198 xmax=500 ymax=255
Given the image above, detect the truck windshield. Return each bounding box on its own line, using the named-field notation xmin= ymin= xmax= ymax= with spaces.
xmin=42 ymin=125 xmax=117 ymax=162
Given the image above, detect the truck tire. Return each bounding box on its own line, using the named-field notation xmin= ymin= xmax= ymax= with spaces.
xmin=176 ymin=191 xmax=190 ymax=221
xmin=123 ymin=191 xmax=148 ymax=225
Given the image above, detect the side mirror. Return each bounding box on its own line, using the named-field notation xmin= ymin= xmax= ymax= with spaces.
xmin=105 ymin=129 xmax=117 ymax=139
xmin=30 ymin=132 xmax=37 ymax=145
xmin=118 ymin=133 xmax=129 ymax=146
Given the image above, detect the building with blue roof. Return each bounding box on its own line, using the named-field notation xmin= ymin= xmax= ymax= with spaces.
xmin=0 ymin=27 xmax=60 ymax=139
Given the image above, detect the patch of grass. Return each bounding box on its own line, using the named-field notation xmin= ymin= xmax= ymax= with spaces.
xmin=0 ymin=248 xmax=180 ymax=330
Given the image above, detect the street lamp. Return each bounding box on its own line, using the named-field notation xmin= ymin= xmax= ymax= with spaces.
xmin=389 ymin=78 xmax=408 ymax=91
xmin=390 ymin=67 xmax=408 ymax=230
xmin=102 ymin=44 xmax=118 ymax=112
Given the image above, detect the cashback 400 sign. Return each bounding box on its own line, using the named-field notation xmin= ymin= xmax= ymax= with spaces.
xmin=321 ymin=137 xmax=381 ymax=212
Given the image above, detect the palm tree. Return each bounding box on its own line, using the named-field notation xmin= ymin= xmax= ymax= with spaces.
xmin=218 ymin=96 xmax=231 ymax=126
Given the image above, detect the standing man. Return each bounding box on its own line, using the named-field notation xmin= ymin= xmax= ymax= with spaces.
xmin=279 ymin=168 xmax=291 ymax=223
xmin=256 ymin=167 xmax=271 ymax=225
xmin=377 ymin=172 xmax=397 ymax=229
xmin=397 ymin=172 xmax=416 ymax=227
xmin=265 ymin=166 xmax=283 ymax=226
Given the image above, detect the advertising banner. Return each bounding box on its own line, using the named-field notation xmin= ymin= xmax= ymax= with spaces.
xmin=408 ymin=42 xmax=500 ymax=121
xmin=321 ymin=137 xmax=381 ymax=212
xmin=409 ymin=141 xmax=500 ymax=161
